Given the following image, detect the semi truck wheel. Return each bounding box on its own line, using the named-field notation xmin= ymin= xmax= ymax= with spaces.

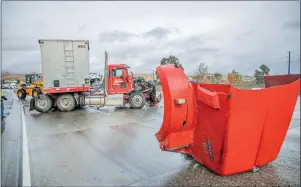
xmin=129 ymin=91 xmax=146 ymax=109
xmin=32 ymin=88 xmax=41 ymax=98
xmin=17 ymin=89 xmax=26 ymax=99
xmin=34 ymin=94 xmax=53 ymax=113
xmin=57 ymin=94 xmax=76 ymax=112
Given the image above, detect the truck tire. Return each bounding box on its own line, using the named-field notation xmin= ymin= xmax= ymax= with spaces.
xmin=34 ymin=94 xmax=53 ymax=113
xmin=129 ymin=91 xmax=146 ymax=109
xmin=32 ymin=88 xmax=41 ymax=98
xmin=56 ymin=94 xmax=76 ymax=112
xmin=17 ymin=89 xmax=26 ymax=99
xmin=148 ymin=86 xmax=157 ymax=106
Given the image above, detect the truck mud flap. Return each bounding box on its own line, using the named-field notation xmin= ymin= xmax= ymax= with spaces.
xmin=29 ymin=98 xmax=36 ymax=111
xmin=154 ymin=93 xmax=162 ymax=106
xmin=156 ymin=93 xmax=162 ymax=102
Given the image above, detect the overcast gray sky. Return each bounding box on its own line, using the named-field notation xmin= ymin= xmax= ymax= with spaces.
xmin=2 ymin=1 xmax=300 ymax=75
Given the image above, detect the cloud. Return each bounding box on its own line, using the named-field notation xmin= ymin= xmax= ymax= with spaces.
xmin=2 ymin=36 xmax=40 ymax=51
xmin=283 ymin=21 xmax=300 ymax=30
xmin=2 ymin=51 xmax=41 ymax=74
xmin=1 ymin=1 xmax=300 ymax=76
xmin=167 ymin=34 xmax=218 ymax=54
xmin=79 ymin=24 xmax=88 ymax=32
xmin=107 ymin=45 xmax=154 ymax=60
xmin=144 ymin=27 xmax=172 ymax=39
xmin=234 ymin=29 xmax=255 ymax=41
xmin=186 ymin=47 xmax=219 ymax=54
xmin=98 ymin=30 xmax=138 ymax=43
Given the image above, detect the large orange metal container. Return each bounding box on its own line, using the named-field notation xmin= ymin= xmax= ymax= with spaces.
xmin=156 ymin=64 xmax=300 ymax=176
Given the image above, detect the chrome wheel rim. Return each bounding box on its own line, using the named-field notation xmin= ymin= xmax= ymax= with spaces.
xmin=132 ymin=95 xmax=143 ymax=107
xmin=60 ymin=98 xmax=71 ymax=108
xmin=37 ymin=99 xmax=47 ymax=109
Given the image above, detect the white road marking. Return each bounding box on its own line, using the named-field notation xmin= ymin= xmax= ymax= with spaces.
xmin=20 ymin=101 xmax=31 ymax=186
xmin=292 ymin=96 xmax=300 ymax=119
xmin=293 ymin=111 xmax=300 ymax=119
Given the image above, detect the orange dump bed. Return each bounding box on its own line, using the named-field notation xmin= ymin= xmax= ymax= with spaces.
xmin=156 ymin=64 xmax=300 ymax=176
xmin=264 ymin=74 xmax=300 ymax=88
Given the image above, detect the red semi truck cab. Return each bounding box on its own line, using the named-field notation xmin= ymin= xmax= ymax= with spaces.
xmin=106 ymin=64 xmax=133 ymax=95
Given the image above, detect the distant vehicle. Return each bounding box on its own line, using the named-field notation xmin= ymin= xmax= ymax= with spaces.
xmin=13 ymin=74 xmax=43 ymax=99
xmin=2 ymin=84 xmax=10 ymax=89
xmin=9 ymin=83 xmax=16 ymax=89
xmin=90 ymin=73 xmax=100 ymax=79
xmin=89 ymin=73 xmax=101 ymax=90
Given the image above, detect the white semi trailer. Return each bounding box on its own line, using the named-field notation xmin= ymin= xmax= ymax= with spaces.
xmin=30 ymin=39 xmax=161 ymax=113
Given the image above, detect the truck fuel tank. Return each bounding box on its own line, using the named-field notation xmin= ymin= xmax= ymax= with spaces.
xmin=81 ymin=94 xmax=124 ymax=107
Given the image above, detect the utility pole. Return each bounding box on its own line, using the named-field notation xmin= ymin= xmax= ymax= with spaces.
xmin=152 ymin=70 xmax=155 ymax=81
xmin=288 ymin=51 xmax=291 ymax=75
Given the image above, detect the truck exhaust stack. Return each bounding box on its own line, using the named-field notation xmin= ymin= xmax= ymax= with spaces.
xmin=156 ymin=64 xmax=300 ymax=176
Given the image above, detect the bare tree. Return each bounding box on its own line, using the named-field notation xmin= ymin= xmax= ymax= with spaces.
xmin=193 ymin=62 xmax=208 ymax=82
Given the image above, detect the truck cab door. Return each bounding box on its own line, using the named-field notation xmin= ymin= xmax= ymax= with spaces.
xmin=123 ymin=69 xmax=133 ymax=91
xmin=107 ymin=67 xmax=132 ymax=95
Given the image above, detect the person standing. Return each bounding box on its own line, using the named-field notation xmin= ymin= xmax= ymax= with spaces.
xmin=1 ymin=90 xmax=7 ymax=119
xmin=1 ymin=90 xmax=7 ymax=134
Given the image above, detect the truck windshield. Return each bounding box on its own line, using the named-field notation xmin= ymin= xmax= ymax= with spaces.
xmin=127 ymin=67 xmax=132 ymax=77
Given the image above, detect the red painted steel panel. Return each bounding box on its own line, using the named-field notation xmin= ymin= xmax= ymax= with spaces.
xmin=264 ymin=74 xmax=300 ymax=88
xmin=255 ymin=78 xmax=300 ymax=166
xmin=156 ymin=64 xmax=300 ymax=176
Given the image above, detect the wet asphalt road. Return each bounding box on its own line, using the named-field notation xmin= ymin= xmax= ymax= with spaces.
xmin=21 ymin=94 xmax=300 ymax=186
